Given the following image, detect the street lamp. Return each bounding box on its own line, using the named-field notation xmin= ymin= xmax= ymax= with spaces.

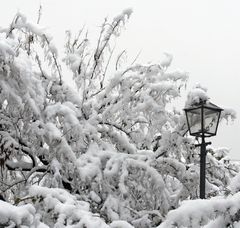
xmin=184 ymin=100 xmax=223 ymax=199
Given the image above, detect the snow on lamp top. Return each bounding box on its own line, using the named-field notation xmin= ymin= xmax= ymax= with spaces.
xmin=185 ymin=84 xmax=209 ymax=108
xmin=184 ymin=85 xmax=223 ymax=137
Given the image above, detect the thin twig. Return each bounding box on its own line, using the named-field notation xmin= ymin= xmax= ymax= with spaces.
xmin=61 ymin=126 xmax=76 ymax=137
xmin=99 ymin=121 xmax=131 ymax=138
xmin=131 ymin=50 xmax=142 ymax=65
xmin=90 ymin=87 xmax=106 ymax=98
xmin=91 ymin=19 xmax=121 ymax=79
xmin=36 ymin=54 xmax=47 ymax=79
xmin=14 ymin=196 xmax=36 ymax=205
xmin=3 ymin=166 xmax=48 ymax=192
xmin=6 ymin=14 xmax=19 ymax=38
xmin=90 ymin=19 xmax=106 ymax=79
xmin=75 ymin=26 xmax=86 ymax=49
xmin=43 ymin=34 xmax=62 ymax=85
xmin=115 ymin=49 xmax=126 ymax=71
xmin=101 ymin=43 xmax=116 ymax=89
xmin=37 ymin=4 xmax=42 ymax=24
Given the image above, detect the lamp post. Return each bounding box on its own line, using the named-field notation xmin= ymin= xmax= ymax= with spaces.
xmin=184 ymin=100 xmax=223 ymax=199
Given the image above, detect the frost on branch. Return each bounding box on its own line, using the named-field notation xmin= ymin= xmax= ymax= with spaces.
xmin=0 ymin=10 xmax=237 ymax=228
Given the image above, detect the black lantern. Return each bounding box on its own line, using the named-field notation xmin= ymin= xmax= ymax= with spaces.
xmin=184 ymin=101 xmax=223 ymax=138
xmin=184 ymin=100 xmax=223 ymax=199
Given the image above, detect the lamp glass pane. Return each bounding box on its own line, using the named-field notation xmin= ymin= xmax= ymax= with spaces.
xmin=186 ymin=108 xmax=202 ymax=135
xmin=203 ymin=108 xmax=220 ymax=135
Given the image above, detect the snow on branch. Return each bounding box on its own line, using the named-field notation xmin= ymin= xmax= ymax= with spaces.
xmin=221 ymin=108 xmax=237 ymax=122
xmin=0 ymin=9 xmax=237 ymax=228
xmin=0 ymin=200 xmax=36 ymax=227
xmin=159 ymin=192 xmax=240 ymax=228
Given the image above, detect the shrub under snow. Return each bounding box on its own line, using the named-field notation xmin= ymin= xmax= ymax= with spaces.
xmin=0 ymin=9 xmax=237 ymax=228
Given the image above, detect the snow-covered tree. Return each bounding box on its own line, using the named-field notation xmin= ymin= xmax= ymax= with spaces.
xmin=0 ymin=9 xmax=238 ymax=227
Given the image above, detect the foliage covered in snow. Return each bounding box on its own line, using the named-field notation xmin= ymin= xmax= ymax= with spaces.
xmin=159 ymin=192 xmax=240 ymax=228
xmin=0 ymin=9 xmax=238 ymax=227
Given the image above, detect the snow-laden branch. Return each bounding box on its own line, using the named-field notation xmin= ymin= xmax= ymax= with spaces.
xmin=159 ymin=192 xmax=240 ymax=228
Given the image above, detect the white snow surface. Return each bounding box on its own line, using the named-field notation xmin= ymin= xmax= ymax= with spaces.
xmin=159 ymin=192 xmax=240 ymax=228
xmin=0 ymin=200 xmax=35 ymax=226
xmin=28 ymin=186 xmax=134 ymax=227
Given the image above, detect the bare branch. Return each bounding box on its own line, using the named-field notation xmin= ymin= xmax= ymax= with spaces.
xmin=116 ymin=49 xmax=126 ymax=71
xmin=37 ymin=4 xmax=42 ymax=24
xmin=131 ymin=50 xmax=142 ymax=65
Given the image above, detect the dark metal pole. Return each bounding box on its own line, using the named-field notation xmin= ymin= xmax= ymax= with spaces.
xmin=200 ymin=135 xmax=206 ymax=199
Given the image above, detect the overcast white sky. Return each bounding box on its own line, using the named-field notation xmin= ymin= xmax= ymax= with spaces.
xmin=1 ymin=0 xmax=240 ymax=159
